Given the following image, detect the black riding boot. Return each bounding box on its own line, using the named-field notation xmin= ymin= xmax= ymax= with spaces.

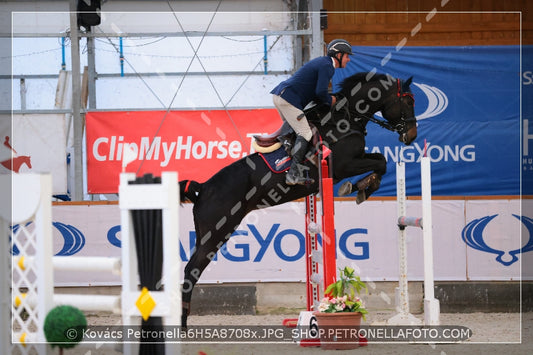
xmin=286 ymin=136 xmax=315 ymax=186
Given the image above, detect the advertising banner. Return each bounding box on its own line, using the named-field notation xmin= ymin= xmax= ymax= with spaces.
xmin=29 ymin=199 xmax=528 ymax=286
xmin=86 ymin=109 xmax=282 ymax=193
xmin=331 ymin=45 xmax=527 ymax=196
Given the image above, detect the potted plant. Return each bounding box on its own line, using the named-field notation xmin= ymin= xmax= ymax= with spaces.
xmin=314 ymin=266 xmax=368 ymax=350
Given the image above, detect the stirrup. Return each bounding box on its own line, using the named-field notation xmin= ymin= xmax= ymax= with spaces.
xmin=286 ymin=172 xmax=314 ymax=186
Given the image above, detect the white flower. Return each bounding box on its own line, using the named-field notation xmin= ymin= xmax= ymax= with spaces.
xmin=318 ymin=303 xmax=329 ymax=312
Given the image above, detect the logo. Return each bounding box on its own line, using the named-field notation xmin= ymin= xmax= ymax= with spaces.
xmin=374 ymin=82 xmax=448 ymax=120
xmin=52 ymin=222 xmax=86 ymax=256
xmin=275 ymin=156 xmax=291 ymax=169
xmin=0 ymin=136 xmax=32 ymax=173
xmin=461 ymin=214 xmax=533 ymax=266
xmin=412 ymin=83 xmax=449 ymax=120
xmin=11 ymin=222 xmax=85 ymax=256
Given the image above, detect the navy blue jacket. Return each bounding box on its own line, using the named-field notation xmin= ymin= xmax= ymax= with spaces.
xmin=271 ymin=56 xmax=334 ymax=109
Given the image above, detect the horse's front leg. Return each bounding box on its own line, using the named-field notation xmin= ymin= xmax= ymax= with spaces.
xmin=353 ymin=171 xmax=382 ymax=204
xmin=336 ymin=153 xmax=387 ymax=203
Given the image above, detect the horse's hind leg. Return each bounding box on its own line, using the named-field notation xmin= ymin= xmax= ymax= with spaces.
xmin=181 ymin=221 xmax=227 ymax=327
xmin=181 ymin=241 xmax=218 ymax=327
xmin=181 ymin=207 xmax=245 ymax=328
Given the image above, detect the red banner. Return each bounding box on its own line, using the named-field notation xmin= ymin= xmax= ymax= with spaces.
xmin=86 ymin=109 xmax=282 ymax=193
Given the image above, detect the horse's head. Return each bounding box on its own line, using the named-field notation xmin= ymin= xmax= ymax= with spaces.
xmin=336 ymin=73 xmax=418 ymax=146
xmin=380 ymin=76 xmax=417 ymax=145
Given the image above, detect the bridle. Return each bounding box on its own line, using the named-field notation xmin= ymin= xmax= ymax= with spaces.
xmin=394 ymin=78 xmax=416 ymax=135
xmin=337 ymin=78 xmax=416 ymax=143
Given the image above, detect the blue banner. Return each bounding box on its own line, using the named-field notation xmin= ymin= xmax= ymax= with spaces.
xmin=331 ymin=45 xmax=530 ymax=196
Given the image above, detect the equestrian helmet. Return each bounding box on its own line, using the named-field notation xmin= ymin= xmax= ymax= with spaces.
xmin=327 ymin=39 xmax=353 ymax=56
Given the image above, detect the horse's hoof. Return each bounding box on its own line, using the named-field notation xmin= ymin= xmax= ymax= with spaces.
xmin=369 ymin=175 xmax=382 ymax=190
xmin=356 ymin=190 xmax=366 ymax=204
xmin=356 ymin=173 xmax=379 ymax=191
xmin=338 ymin=181 xmax=352 ymax=196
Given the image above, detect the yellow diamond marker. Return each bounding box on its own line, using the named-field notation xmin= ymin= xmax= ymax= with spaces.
xmin=17 ymin=256 xmax=26 ymax=271
xmin=135 ymin=287 xmax=156 ymax=321
xmin=15 ymin=293 xmax=27 ymax=308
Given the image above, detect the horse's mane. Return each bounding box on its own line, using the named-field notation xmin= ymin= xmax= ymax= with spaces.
xmin=338 ymin=72 xmax=392 ymax=95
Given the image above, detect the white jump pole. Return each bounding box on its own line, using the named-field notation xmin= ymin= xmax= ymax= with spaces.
xmin=388 ymin=154 xmax=440 ymax=326
xmin=388 ymin=162 xmax=421 ymax=325
xmin=420 ymin=156 xmax=440 ymax=325
xmin=119 ymin=172 xmax=181 ymax=355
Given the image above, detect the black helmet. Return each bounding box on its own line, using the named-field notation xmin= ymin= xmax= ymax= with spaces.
xmin=327 ymin=39 xmax=353 ymax=56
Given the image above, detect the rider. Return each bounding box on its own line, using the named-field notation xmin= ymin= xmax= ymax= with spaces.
xmin=271 ymin=39 xmax=353 ymax=185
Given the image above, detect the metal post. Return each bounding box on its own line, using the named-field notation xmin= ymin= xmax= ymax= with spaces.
xmin=61 ymin=37 xmax=66 ymax=70
xmin=70 ymin=0 xmax=83 ymax=200
xmin=87 ymin=33 xmax=97 ymax=109
xmin=119 ymin=37 xmax=124 ymax=77
xmin=263 ymin=35 xmax=268 ymax=74
xmin=309 ymin=0 xmax=324 ymax=58
xmin=19 ymin=78 xmax=26 ymax=110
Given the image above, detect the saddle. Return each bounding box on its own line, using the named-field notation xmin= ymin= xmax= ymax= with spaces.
xmin=253 ymin=102 xmax=326 ymax=154
xmin=253 ymin=121 xmax=293 ymax=149
xmin=253 ymin=121 xmax=322 ymax=160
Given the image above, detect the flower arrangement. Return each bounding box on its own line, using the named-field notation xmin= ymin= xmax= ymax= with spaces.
xmin=316 ymin=266 xmax=368 ymax=319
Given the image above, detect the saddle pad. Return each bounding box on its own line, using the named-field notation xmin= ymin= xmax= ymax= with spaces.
xmin=258 ymin=146 xmax=291 ymax=173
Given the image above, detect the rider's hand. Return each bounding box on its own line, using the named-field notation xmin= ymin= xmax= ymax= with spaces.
xmin=331 ymin=95 xmax=336 ymax=107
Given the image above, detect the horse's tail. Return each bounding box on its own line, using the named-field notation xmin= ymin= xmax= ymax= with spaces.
xmin=179 ymin=180 xmax=202 ymax=204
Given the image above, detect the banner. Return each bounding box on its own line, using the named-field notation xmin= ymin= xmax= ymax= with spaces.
xmin=523 ymin=46 xmax=533 ymax=194
xmin=0 ymin=114 xmax=67 ymax=194
xmin=31 ymin=198 xmax=528 ymax=286
xmin=86 ymin=109 xmax=282 ymax=193
xmin=331 ymin=45 xmax=528 ymax=196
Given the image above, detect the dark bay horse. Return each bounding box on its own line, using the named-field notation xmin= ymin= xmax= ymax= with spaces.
xmin=179 ymin=72 xmax=417 ymax=327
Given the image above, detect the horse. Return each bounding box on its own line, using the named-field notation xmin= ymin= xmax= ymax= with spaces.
xmin=178 ymin=72 xmax=417 ymax=327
